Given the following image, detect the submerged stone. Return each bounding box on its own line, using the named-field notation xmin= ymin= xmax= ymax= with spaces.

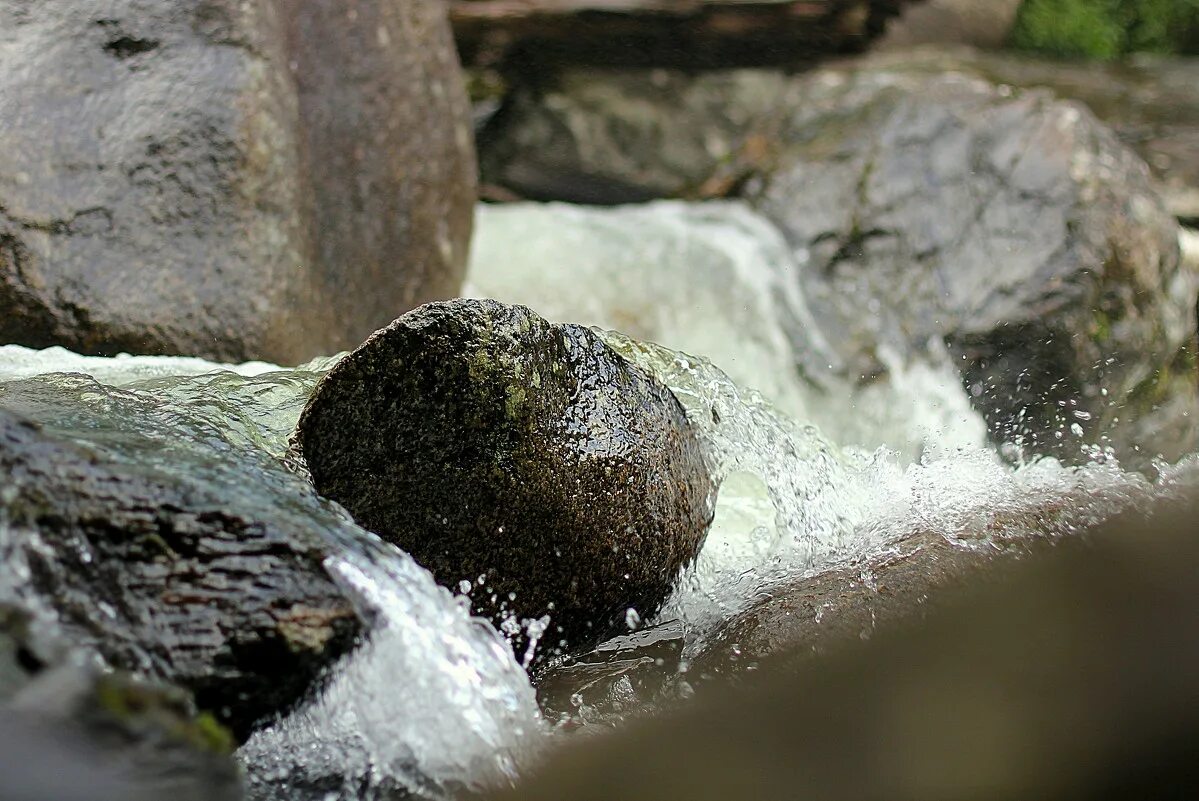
xmin=296 ymin=299 xmax=715 ymax=661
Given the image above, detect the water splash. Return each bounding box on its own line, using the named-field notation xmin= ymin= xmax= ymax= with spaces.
xmin=0 ymin=364 xmax=543 ymax=800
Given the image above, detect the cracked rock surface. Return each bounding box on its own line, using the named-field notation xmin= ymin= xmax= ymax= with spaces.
xmin=0 ymin=0 xmax=474 ymax=363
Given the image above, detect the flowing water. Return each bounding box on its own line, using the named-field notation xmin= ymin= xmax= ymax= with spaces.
xmin=1 ymin=200 xmax=1196 ymax=798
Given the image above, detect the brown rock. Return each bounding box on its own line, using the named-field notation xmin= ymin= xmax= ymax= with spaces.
xmin=487 ymin=494 xmax=1199 ymax=801
xmin=296 ymin=299 xmax=715 ymax=661
xmin=0 ymin=0 xmax=474 ymax=364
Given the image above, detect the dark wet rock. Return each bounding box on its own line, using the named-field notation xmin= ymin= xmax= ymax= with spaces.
xmin=297 ymin=299 xmax=714 ymax=660
xmin=0 ymin=407 xmax=362 ymax=740
xmin=478 ymin=70 xmax=796 ymax=203
xmin=0 ymin=0 xmax=473 ymax=364
xmin=487 ymin=495 xmax=1199 ymax=801
xmin=452 ymin=0 xmax=920 ymax=72
xmin=2 ymin=664 xmax=242 ymax=801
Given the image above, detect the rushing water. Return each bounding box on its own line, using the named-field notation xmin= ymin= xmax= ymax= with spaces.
xmin=1 ymin=200 xmax=1196 ymax=798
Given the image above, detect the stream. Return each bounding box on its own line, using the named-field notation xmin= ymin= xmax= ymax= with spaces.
xmin=1 ymin=200 xmax=1196 ymax=799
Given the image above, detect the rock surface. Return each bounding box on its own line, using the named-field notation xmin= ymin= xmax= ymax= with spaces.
xmin=486 ymin=494 xmax=1199 ymax=801
xmin=2 ymin=666 xmax=243 ymax=801
xmin=452 ymin=0 xmax=920 ymax=71
xmin=480 ymin=59 xmax=1198 ymax=464
xmin=297 ymin=299 xmax=715 ymax=659
xmin=0 ymin=0 xmax=474 ymax=364
xmin=0 ymin=405 xmax=362 ymax=739
xmin=746 ymin=63 xmax=1195 ymax=465
xmin=859 ymin=47 xmax=1199 ymax=222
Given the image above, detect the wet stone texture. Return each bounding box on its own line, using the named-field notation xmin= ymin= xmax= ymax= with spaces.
xmin=0 ymin=0 xmax=474 ymax=363
xmin=0 ymin=408 xmax=362 ymax=740
xmin=297 ymin=299 xmax=715 ymax=662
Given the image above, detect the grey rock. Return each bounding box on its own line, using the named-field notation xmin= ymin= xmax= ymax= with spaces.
xmin=0 ymin=406 xmax=362 ymax=739
xmin=0 ymin=0 xmax=474 ymax=364
xmin=296 ymin=299 xmax=715 ymax=660
xmin=747 ymin=64 xmax=1195 ymax=465
xmin=477 ymin=58 xmax=1197 ymax=466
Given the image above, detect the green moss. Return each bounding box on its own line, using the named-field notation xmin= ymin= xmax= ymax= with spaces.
xmin=1091 ymin=310 xmax=1113 ymax=344
xmin=1010 ymin=0 xmax=1199 ymax=58
xmin=94 ymin=675 xmax=235 ymax=755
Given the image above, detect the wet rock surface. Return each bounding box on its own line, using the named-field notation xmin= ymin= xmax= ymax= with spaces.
xmin=0 ymin=405 xmax=362 ymax=740
xmin=0 ymin=0 xmax=473 ymax=364
xmin=480 ymin=59 xmax=1198 ymax=464
xmin=297 ymin=299 xmax=714 ymax=660
xmin=747 ymin=63 xmax=1194 ymax=464
xmin=692 ymin=525 xmax=1064 ymax=678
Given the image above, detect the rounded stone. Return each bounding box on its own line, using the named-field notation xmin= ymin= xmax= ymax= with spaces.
xmin=296 ymin=299 xmax=715 ymax=659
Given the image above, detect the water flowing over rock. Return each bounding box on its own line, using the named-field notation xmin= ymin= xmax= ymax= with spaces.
xmin=0 ymin=402 xmax=361 ymax=740
xmin=478 ymin=62 xmax=1198 ymax=465
xmin=0 ymin=350 xmax=545 ymax=797
xmin=452 ymin=0 xmax=920 ymax=72
xmin=0 ymin=0 xmax=474 ymax=364
xmin=466 ymin=200 xmax=990 ymax=461
xmin=296 ymin=299 xmax=715 ymax=661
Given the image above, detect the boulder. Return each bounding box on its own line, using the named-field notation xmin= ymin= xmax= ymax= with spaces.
xmin=0 ymin=406 xmax=363 ymax=739
xmin=745 ymin=63 xmax=1195 ymax=465
xmin=452 ymin=0 xmax=920 ymax=72
xmin=0 ymin=0 xmax=474 ymax=364
xmin=296 ymin=299 xmax=715 ymax=659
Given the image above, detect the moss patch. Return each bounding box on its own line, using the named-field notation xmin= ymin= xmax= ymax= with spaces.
xmin=1010 ymin=0 xmax=1199 ymax=58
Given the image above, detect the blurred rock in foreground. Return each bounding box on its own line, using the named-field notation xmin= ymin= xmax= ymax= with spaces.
xmin=490 ymin=493 xmax=1199 ymax=801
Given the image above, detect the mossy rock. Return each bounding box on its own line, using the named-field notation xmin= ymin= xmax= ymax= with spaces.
xmin=297 ymin=299 xmax=715 ymax=661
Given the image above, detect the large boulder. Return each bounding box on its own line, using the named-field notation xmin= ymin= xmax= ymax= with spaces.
xmin=296 ymin=299 xmax=715 ymax=659
xmin=479 ymin=60 xmax=1198 ymax=465
xmin=747 ymin=64 xmax=1195 ymax=465
xmin=0 ymin=405 xmax=363 ymax=739
xmin=0 ymin=0 xmax=474 ymax=364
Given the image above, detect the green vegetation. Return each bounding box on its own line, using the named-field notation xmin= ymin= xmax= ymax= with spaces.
xmin=1010 ymin=0 xmax=1199 ymax=58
